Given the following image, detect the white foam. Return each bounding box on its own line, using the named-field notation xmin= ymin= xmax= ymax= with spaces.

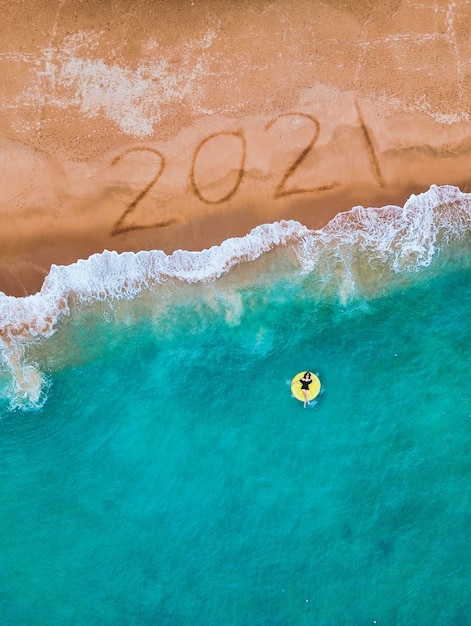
xmin=17 ymin=30 xmax=218 ymax=138
xmin=0 ymin=340 xmax=49 ymax=411
xmin=40 ymin=219 xmax=310 ymax=304
xmin=298 ymin=184 xmax=471 ymax=275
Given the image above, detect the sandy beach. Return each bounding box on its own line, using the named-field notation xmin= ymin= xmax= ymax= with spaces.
xmin=1 ymin=0 xmax=471 ymax=296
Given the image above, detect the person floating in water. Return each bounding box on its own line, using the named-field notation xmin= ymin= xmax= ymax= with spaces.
xmin=299 ymin=372 xmax=314 ymax=408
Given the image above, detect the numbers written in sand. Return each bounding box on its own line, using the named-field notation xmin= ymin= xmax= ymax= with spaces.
xmin=110 ymin=104 xmax=384 ymax=236
xmin=110 ymin=147 xmax=177 ymax=235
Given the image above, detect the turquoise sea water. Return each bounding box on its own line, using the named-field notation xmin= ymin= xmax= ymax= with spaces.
xmin=0 ymin=185 xmax=470 ymax=624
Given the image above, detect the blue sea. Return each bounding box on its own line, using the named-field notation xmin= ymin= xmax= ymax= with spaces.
xmin=0 ymin=184 xmax=470 ymax=625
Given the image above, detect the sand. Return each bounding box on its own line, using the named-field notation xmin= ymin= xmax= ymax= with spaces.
xmin=1 ymin=0 xmax=471 ymax=296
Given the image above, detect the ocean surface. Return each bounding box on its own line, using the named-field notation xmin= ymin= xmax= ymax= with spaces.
xmin=0 ymin=184 xmax=470 ymax=625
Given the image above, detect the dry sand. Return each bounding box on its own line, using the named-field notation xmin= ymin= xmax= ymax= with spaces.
xmin=1 ymin=0 xmax=471 ymax=296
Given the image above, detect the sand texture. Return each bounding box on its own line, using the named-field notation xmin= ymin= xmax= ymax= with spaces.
xmin=1 ymin=0 xmax=471 ymax=295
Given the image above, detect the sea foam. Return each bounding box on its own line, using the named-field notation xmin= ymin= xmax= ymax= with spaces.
xmin=1 ymin=184 xmax=470 ymax=407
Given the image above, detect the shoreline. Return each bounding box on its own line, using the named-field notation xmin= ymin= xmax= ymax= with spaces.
xmin=0 ymin=174 xmax=468 ymax=298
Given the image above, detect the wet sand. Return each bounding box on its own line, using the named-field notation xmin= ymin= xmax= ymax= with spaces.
xmin=1 ymin=0 xmax=471 ymax=296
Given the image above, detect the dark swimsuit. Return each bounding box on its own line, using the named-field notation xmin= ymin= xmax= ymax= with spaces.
xmin=300 ymin=377 xmax=312 ymax=390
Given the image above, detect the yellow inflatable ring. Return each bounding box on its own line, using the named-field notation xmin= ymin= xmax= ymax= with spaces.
xmin=291 ymin=371 xmax=321 ymax=402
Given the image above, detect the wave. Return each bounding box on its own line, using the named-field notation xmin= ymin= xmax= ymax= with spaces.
xmin=297 ymin=184 xmax=471 ymax=300
xmin=1 ymin=184 xmax=471 ymax=408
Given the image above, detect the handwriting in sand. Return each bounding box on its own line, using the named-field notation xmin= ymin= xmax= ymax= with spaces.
xmin=110 ymin=103 xmax=384 ymax=235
